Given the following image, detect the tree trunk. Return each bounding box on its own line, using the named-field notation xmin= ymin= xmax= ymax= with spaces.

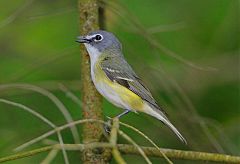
xmin=78 ymin=0 xmax=109 ymax=163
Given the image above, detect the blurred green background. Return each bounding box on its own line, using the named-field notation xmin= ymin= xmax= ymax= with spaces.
xmin=0 ymin=0 xmax=239 ymax=163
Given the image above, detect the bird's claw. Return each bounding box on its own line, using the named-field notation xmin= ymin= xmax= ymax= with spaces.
xmin=103 ymin=116 xmax=113 ymax=135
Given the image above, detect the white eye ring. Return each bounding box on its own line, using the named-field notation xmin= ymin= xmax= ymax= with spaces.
xmin=94 ymin=34 xmax=103 ymax=42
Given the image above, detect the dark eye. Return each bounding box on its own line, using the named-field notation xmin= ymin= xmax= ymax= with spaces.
xmin=95 ymin=34 xmax=103 ymax=41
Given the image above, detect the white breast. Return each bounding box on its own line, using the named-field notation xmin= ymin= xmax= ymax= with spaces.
xmin=94 ymin=80 xmax=126 ymax=109
xmin=84 ymin=44 xmax=127 ymax=109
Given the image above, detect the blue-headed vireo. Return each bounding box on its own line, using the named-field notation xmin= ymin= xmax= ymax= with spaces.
xmin=76 ymin=30 xmax=186 ymax=144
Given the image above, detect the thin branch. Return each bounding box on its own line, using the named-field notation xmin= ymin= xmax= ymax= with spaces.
xmin=58 ymin=84 xmax=82 ymax=107
xmin=0 ymin=84 xmax=80 ymax=146
xmin=0 ymin=80 xmax=82 ymax=96
xmin=0 ymin=99 xmax=55 ymax=128
xmin=1 ymin=144 xmax=239 ymax=163
xmin=0 ymin=146 xmax=53 ymax=163
xmin=0 ymin=143 xmax=113 ymax=163
xmin=118 ymin=144 xmax=240 ymax=163
xmin=109 ymin=118 xmax=119 ymax=145
xmin=14 ymin=119 xmax=105 ymax=151
xmin=56 ymin=132 xmax=69 ymax=164
xmin=112 ymin=149 xmax=126 ymax=164
xmin=40 ymin=149 xmax=59 ymax=164
xmin=119 ymin=121 xmax=172 ymax=164
xmin=118 ymin=130 xmax=152 ymax=164
xmin=0 ymin=99 xmax=69 ymax=162
xmin=42 ymin=139 xmax=58 ymax=145
xmin=110 ymin=118 xmax=126 ymax=164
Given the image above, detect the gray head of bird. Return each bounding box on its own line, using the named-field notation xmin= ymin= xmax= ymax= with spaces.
xmin=76 ymin=30 xmax=122 ymax=56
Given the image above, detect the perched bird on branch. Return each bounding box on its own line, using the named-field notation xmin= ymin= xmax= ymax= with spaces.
xmin=77 ymin=30 xmax=186 ymax=144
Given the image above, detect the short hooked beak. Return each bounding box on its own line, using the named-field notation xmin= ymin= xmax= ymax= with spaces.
xmin=76 ymin=36 xmax=91 ymax=43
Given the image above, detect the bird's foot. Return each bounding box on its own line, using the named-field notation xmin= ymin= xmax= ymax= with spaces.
xmin=103 ymin=116 xmax=112 ymax=136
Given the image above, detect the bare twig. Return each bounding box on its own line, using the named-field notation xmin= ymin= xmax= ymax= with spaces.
xmin=118 ymin=130 xmax=152 ymax=164
xmin=58 ymin=84 xmax=82 ymax=107
xmin=40 ymin=149 xmax=59 ymax=164
xmin=119 ymin=121 xmax=172 ymax=164
xmin=0 ymin=84 xmax=80 ymax=146
xmin=109 ymin=118 xmax=119 ymax=145
xmin=14 ymin=119 xmax=105 ymax=151
xmin=112 ymin=148 xmax=126 ymax=164
xmin=118 ymin=144 xmax=240 ymax=163
xmin=0 ymin=99 xmax=69 ymax=163
xmin=0 ymin=143 xmax=113 ymax=163
xmin=1 ymin=144 xmax=239 ymax=163
xmin=56 ymin=132 xmax=69 ymax=164
xmin=0 ymin=146 xmax=53 ymax=163
xmin=0 ymin=99 xmax=55 ymax=128
xmin=110 ymin=118 xmax=126 ymax=164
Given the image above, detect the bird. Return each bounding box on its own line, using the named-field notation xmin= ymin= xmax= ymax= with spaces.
xmin=76 ymin=30 xmax=186 ymax=144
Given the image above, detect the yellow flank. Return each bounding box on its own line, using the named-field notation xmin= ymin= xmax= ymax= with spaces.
xmin=94 ymin=60 xmax=145 ymax=112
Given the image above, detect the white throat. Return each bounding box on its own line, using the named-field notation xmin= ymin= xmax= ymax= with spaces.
xmin=84 ymin=43 xmax=101 ymax=83
xmin=84 ymin=43 xmax=101 ymax=66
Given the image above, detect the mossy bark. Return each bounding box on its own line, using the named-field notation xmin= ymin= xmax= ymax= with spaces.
xmin=78 ymin=0 xmax=109 ymax=163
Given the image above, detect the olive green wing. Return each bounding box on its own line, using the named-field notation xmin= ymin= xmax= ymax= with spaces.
xmin=100 ymin=56 xmax=190 ymax=144
xmin=100 ymin=56 xmax=166 ymax=115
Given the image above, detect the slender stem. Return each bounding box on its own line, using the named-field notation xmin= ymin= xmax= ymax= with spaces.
xmin=1 ymin=144 xmax=239 ymax=163
xmin=112 ymin=149 xmax=126 ymax=164
xmin=118 ymin=144 xmax=240 ymax=163
xmin=40 ymin=149 xmax=59 ymax=164
xmin=118 ymin=130 xmax=152 ymax=164
xmin=0 ymin=146 xmax=53 ymax=163
xmin=119 ymin=121 xmax=172 ymax=164
xmin=110 ymin=118 xmax=126 ymax=164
